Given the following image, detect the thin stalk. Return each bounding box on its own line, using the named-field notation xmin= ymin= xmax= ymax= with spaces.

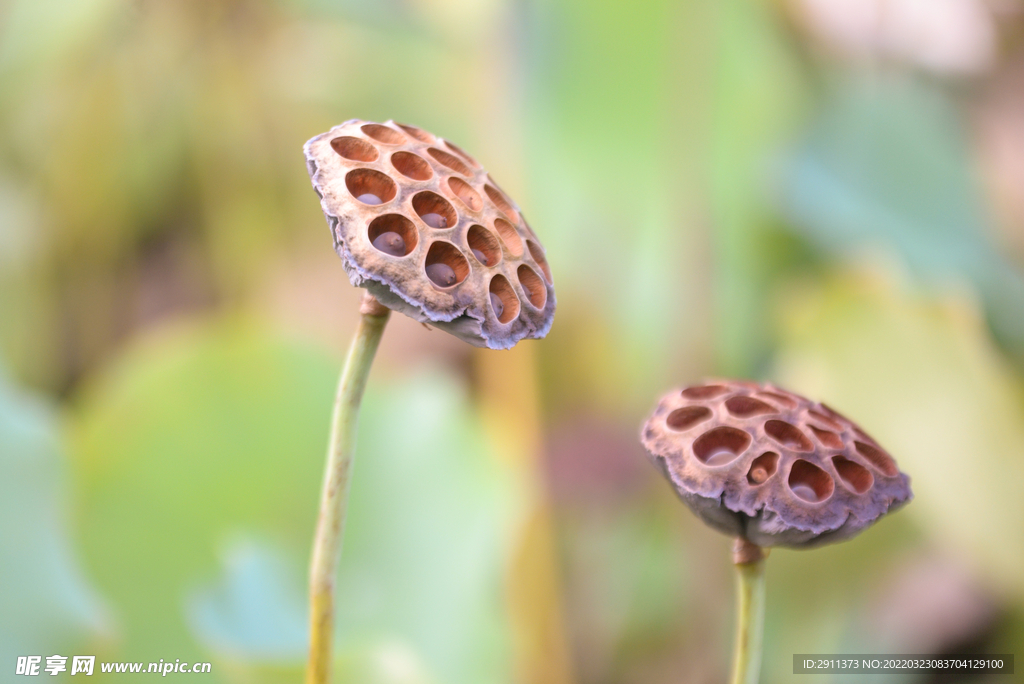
xmin=306 ymin=293 xmax=390 ymax=684
xmin=729 ymin=538 xmax=767 ymax=684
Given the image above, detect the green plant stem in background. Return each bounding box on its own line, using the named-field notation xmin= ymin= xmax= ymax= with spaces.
xmin=729 ymin=539 xmax=767 ymax=684
xmin=306 ymin=293 xmax=390 ymax=684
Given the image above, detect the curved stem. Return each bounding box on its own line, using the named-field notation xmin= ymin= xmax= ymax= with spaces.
xmin=306 ymin=293 xmax=390 ymax=684
xmin=729 ymin=538 xmax=766 ymax=684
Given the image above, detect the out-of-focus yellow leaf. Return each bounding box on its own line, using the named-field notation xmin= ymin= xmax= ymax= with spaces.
xmin=773 ymin=266 xmax=1024 ymax=597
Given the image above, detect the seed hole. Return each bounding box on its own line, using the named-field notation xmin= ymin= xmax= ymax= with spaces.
xmin=808 ymin=409 xmax=844 ymax=431
xmin=758 ymin=391 xmax=798 ymax=408
xmin=484 ymin=184 xmax=520 ymax=223
xmin=330 ymin=136 xmax=378 ymax=162
xmin=361 ymin=123 xmax=405 ymax=145
xmin=489 ymin=274 xmax=520 ymax=323
xmin=788 ymin=460 xmax=834 ymax=502
xmin=427 ymin=147 xmax=472 ymax=176
xmin=526 ymin=241 xmax=552 ymax=284
xmin=447 ymin=177 xmax=483 ymax=211
xmin=666 ymin=406 xmax=711 ymax=431
xmin=517 ymin=264 xmax=547 ymax=309
xmin=345 ymin=169 xmax=397 ymax=205
xmin=489 ymin=292 xmax=504 ymax=319
xmin=833 ymin=456 xmax=873 ymax=494
xmin=391 ymin=152 xmax=433 ymax=181
xmin=765 ymin=420 xmax=814 ymax=452
xmin=747 ymin=452 xmax=780 ymax=485
xmin=692 ymin=427 xmax=751 ymax=467
xmin=810 ymin=426 xmax=844 ymax=449
xmin=725 ymin=395 xmax=776 ymax=418
xmin=443 ymin=139 xmax=480 ymax=168
xmin=412 ymin=191 xmax=457 ymax=229
xmin=367 ymin=214 xmax=417 ymax=257
xmin=424 ymin=242 xmax=469 ymax=288
xmin=854 ymin=441 xmax=898 ymax=477
xmin=819 ymin=403 xmax=860 ymax=430
xmin=681 ymin=385 xmax=729 ymax=400
xmin=467 ymin=225 xmax=501 ymax=266
xmin=492 ymin=218 xmax=523 ymax=256
xmin=395 ymin=122 xmax=434 ymax=144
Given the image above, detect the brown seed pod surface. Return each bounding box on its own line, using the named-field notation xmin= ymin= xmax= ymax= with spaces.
xmin=641 ymin=380 xmax=912 ymax=548
xmin=305 ymin=119 xmax=555 ymax=349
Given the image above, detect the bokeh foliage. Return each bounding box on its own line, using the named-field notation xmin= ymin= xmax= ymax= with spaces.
xmin=2 ymin=0 xmax=1023 ymax=681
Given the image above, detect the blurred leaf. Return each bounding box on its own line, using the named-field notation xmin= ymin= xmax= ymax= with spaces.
xmin=707 ymin=0 xmax=809 ymax=376
xmin=187 ymin=537 xmax=308 ymax=664
xmin=773 ymin=267 xmax=1024 ymax=597
xmin=334 ymin=366 xmax=517 ymax=684
xmin=557 ymin=502 xmax=690 ymax=681
xmin=70 ymin=320 xmax=338 ymax=668
xmin=0 ymin=174 xmax=44 ymax=269
xmin=778 ymin=76 xmax=1024 ymax=362
xmin=0 ymin=368 xmax=110 ymax=663
xmin=186 ymin=537 xmax=443 ymax=684
xmin=335 ymin=640 xmax=439 ymax=684
xmin=0 ymin=0 xmax=123 ymax=84
xmin=524 ymin=0 xmax=699 ymax=406
xmin=70 ymin=318 xmax=517 ymax=682
xmin=524 ymin=0 xmax=807 ymax=408
xmin=761 ymin=508 xmax=921 ymax=681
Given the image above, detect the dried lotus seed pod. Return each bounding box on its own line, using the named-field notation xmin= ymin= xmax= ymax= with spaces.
xmin=304 ymin=119 xmax=555 ymax=349
xmin=641 ymin=380 xmax=912 ymax=548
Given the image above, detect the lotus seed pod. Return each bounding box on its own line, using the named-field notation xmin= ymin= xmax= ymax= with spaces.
xmin=304 ymin=119 xmax=555 ymax=349
xmin=641 ymin=380 xmax=912 ymax=548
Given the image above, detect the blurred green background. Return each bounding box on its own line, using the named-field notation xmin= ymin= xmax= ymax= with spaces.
xmin=2 ymin=0 xmax=1024 ymax=682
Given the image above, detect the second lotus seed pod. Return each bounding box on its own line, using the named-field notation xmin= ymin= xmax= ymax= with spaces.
xmin=641 ymin=380 xmax=912 ymax=548
xmin=304 ymin=119 xmax=555 ymax=350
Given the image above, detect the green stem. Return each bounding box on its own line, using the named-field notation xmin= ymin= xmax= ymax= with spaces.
xmin=306 ymin=294 xmax=390 ymax=684
xmin=729 ymin=539 xmax=766 ymax=684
